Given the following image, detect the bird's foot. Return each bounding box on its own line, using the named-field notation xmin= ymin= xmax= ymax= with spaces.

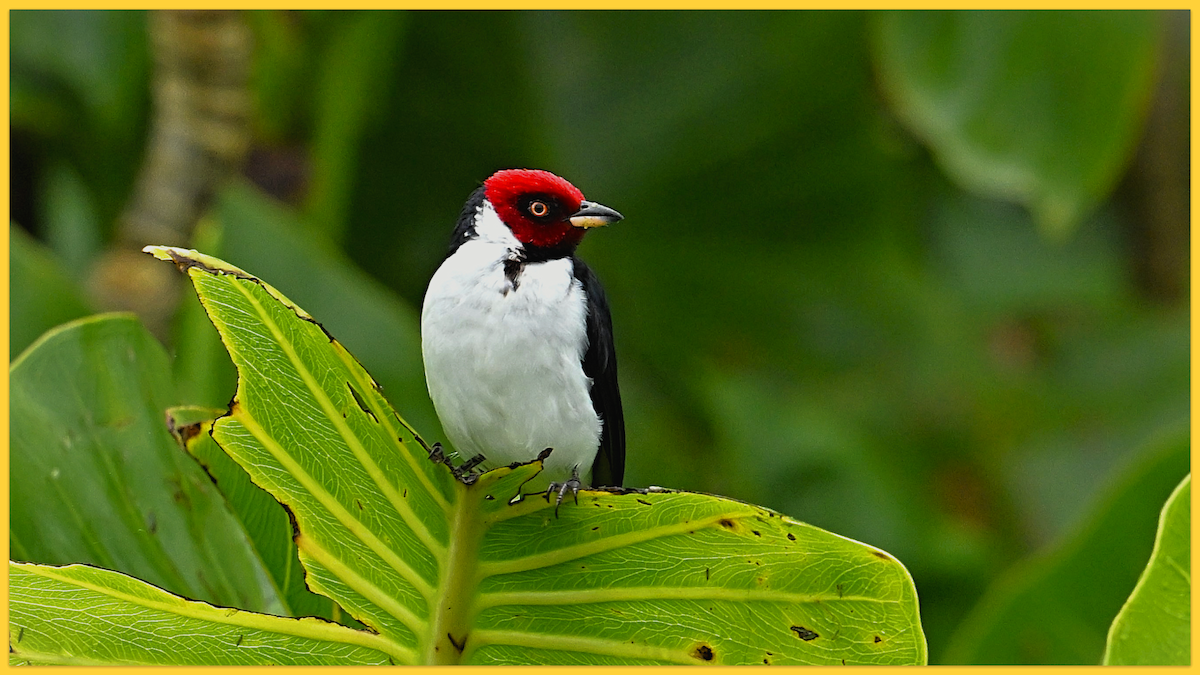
xmin=453 ymin=454 xmax=487 ymax=485
xmin=544 ymin=465 xmax=582 ymax=518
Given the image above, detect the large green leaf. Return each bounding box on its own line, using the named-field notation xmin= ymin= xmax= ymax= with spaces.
xmin=1104 ymin=474 xmax=1190 ymax=665
xmin=117 ymin=245 xmax=926 ymax=665
xmin=9 ymin=312 xmax=279 ymax=614
xmin=8 ymin=562 xmax=396 ymax=665
xmin=941 ymin=429 xmax=1189 ymax=664
xmin=872 ymin=11 xmax=1161 ymax=237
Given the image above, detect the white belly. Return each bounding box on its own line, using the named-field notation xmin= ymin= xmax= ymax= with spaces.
xmin=421 ymin=239 xmax=600 ymax=485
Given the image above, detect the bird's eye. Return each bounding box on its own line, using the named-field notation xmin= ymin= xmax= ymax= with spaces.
xmin=528 ymin=201 xmax=549 ymax=218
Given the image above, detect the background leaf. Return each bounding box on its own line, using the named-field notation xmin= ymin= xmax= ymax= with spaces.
xmin=168 ymin=406 xmax=338 ymax=623
xmin=872 ymin=10 xmax=1161 ymax=236
xmin=1103 ymin=474 xmax=1190 ymax=665
xmin=940 ymin=430 xmax=1189 ymax=664
xmin=9 ymin=562 xmax=397 ymax=666
xmin=303 ymin=11 xmax=406 ymax=243
xmin=9 ymin=223 xmax=95 ymax=359
xmin=9 ymin=312 xmax=280 ymax=614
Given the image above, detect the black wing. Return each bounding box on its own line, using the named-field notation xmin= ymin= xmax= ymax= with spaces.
xmin=572 ymin=257 xmax=625 ymax=487
xmin=447 ymin=185 xmax=487 ymax=255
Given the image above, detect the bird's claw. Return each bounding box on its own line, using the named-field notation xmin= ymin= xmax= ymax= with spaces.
xmin=453 ymin=454 xmax=486 ymax=484
xmin=545 ymin=465 xmax=582 ymax=518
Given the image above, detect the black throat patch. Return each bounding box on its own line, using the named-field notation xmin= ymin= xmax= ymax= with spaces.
xmin=502 ymin=252 xmax=524 ymax=294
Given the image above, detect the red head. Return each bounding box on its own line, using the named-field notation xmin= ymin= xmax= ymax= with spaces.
xmin=483 ymin=169 xmax=621 ymax=251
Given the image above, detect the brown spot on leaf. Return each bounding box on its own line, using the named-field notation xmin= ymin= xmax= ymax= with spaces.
xmin=790 ymin=626 xmax=819 ymax=641
xmin=752 ymin=530 xmax=762 ymax=536
xmin=874 ymin=636 xmax=882 ymax=643
xmin=637 ymin=498 xmax=652 ymax=506
xmin=787 ymin=533 xmax=796 ymax=541
xmin=870 ymin=550 xmax=891 ymax=560
xmin=718 ymin=518 xmax=737 ymax=530
xmin=692 ymin=644 xmax=714 ymax=662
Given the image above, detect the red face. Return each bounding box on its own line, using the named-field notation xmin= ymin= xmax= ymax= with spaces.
xmin=484 ymin=169 xmax=587 ymax=250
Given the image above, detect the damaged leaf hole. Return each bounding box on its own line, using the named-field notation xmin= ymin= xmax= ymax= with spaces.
xmin=346 ymin=382 xmax=379 ymax=423
xmin=790 ymin=626 xmax=819 ymax=641
xmin=692 ymin=643 xmax=714 ymax=662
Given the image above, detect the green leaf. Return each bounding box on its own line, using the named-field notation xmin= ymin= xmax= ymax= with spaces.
xmin=9 ymin=312 xmax=279 ymax=614
xmin=9 ymin=224 xmax=94 ymax=359
xmin=942 ymin=429 xmax=1189 ymax=664
xmin=1104 ymin=474 xmax=1190 ymax=665
xmin=141 ymin=245 xmax=925 ymax=665
xmin=8 ymin=562 xmax=398 ymax=665
xmin=304 ymin=11 xmax=405 ymax=243
xmin=39 ymin=161 xmax=102 ymax=281
xmin=872 ymin=11 xmax=1161 ymax=237
xmin=167 ymin=405 xmax=338 ymax=622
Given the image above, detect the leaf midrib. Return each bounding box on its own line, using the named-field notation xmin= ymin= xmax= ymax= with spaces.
xmin=473 ymin=586 xmax=902 ymax=610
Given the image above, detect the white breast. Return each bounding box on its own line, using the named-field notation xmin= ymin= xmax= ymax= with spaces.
xmin=420 ymin=204 xmax=601 ymax=485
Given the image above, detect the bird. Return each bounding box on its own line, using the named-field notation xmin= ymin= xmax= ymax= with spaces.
xmin=421 ymin=168 xmax=625 ymax=502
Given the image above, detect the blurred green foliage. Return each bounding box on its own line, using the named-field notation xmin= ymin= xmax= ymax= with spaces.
xmin=9 ymin=9 xmax=1189 ymax=664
